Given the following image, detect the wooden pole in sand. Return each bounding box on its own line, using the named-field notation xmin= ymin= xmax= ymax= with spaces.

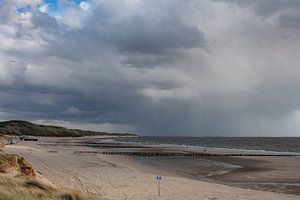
xmin=156 ymin=176 xmax=161 ymax=196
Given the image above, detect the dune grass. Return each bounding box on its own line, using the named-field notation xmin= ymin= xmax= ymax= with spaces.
xmin=0 ymin=175 xmax=102 ymax=200
xmin=0 ymin=152 xmax=104 ymax=200
xmin=0 ymin=152 xmax=34 ymax=175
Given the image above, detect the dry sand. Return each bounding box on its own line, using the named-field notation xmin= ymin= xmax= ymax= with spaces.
xmin=5 ymin=137 xmax=300 ymax=200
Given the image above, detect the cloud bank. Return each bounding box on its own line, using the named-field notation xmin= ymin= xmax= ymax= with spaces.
xmin=1 ymin=0 xmax=300 ymax=136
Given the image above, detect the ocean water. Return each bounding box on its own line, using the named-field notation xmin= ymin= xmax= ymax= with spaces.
xmin=116 ymin=137 xmax=300 ymax=153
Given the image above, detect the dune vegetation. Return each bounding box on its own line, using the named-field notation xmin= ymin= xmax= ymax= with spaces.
xmin=0 ymin=152 xmax=103 ymax=200
xmin=0 ymin=175 xmax=102 ymax=200
xmin=0 ymin=120 xmax=136 ymax=137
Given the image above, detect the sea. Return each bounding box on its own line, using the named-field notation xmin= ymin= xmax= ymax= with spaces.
xmin=115 ymin=137 xmax=300 ymax=153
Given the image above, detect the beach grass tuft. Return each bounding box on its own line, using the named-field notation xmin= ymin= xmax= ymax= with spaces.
xmin=0 ymin=152 xmax=103 ymax=200
xmin=0 ymin=175 xmax=102 ymax=200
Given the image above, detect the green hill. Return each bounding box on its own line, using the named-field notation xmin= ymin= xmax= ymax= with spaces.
xmin=0 ymin=120 xmax=136 ymax=137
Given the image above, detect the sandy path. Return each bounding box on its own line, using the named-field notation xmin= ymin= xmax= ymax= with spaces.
xmin=5 ymin=139 xmax=300 ymax=200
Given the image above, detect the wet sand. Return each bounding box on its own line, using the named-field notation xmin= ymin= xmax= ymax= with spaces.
xmin=209 ymin=156 xmax=300 ymax=195
xmin=134 ymin=155 xmax=300 ymax=195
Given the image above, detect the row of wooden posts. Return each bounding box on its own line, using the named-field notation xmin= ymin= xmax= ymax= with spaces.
xmin=73 ymin=150 xmax=297 ymax=157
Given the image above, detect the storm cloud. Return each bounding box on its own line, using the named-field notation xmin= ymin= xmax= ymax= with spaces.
xmin=1 ymin=0 xmax=300 ymax=136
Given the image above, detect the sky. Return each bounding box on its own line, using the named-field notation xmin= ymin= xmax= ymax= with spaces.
xmin=0 ymin=0 xmax=300 ymax=136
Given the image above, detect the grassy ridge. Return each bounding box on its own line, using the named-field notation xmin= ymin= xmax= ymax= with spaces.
xmin=0 ymin=120 xmax=137 ymax=137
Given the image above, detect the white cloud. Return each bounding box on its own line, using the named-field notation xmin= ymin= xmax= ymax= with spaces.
xmin=38 ymin=4 xmax=48 ymax=13
xmin=79 ymin=1 xmax=90 ymax=11
xmin=12 ymin=0 xmax=42 ymax=7
xmin=32 ymin=119 xmax=138 ymax=133
xmin=65 ymin=107 xmax=80 ymax=114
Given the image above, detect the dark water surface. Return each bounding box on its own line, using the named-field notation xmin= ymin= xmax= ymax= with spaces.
xmin=116 ymin=137 xmax=300 ymax=153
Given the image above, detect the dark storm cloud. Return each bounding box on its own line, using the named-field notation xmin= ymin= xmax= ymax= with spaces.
xmin=31 ymin=11 xmax=58 ymax=30
xmin=214 ymin=0 xmax=300 ymax=29
xmin=120 ymin=53 xmax=181 ymax=69
xmin=213 ymin=0 xmax=300 ymax=15
xmin=1 ymin=0 xmax=300 ymax=135
xmin=106 ymin=15 xmax=205 ymax=54
xmin=45 ymin=2 xmax=205 ymax=67
xmin=278 ymin=13 xmax=300 ymax=28
xmin=247 ymin=0 xmax=300 ymax=17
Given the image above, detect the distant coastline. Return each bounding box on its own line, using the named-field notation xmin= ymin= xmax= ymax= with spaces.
xmin=0 ymin=120 xmax=137 ymax=137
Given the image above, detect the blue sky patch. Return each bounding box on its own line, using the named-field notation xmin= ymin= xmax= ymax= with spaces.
xmin=44 ymin=0 xmax=59 ymax=11
xmin=16 ymin=0 xmax=87 ymax=13
xmin=44 ymin=0 xmax=86 ymax=11
xmin=17 ymin=5 xmax=32 ymax=13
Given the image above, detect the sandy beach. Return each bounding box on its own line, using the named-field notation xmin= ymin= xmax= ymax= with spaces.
xmin=5 ymin=137 xmax=300 ymax=200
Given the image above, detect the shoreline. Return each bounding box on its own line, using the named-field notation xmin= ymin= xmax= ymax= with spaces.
xmin=114 ymin=139 xmax=300 ymax=156
xmin=4 ymin=136 xmax=300 ymax=199
xmin=114 ymin=137 xmax=300 ymax=156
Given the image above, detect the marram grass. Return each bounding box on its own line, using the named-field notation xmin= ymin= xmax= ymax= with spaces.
xmin=0 ymin=152 xmax=104 ymax=200
xmin=0 ymin=175 xmax=103 ymax=200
